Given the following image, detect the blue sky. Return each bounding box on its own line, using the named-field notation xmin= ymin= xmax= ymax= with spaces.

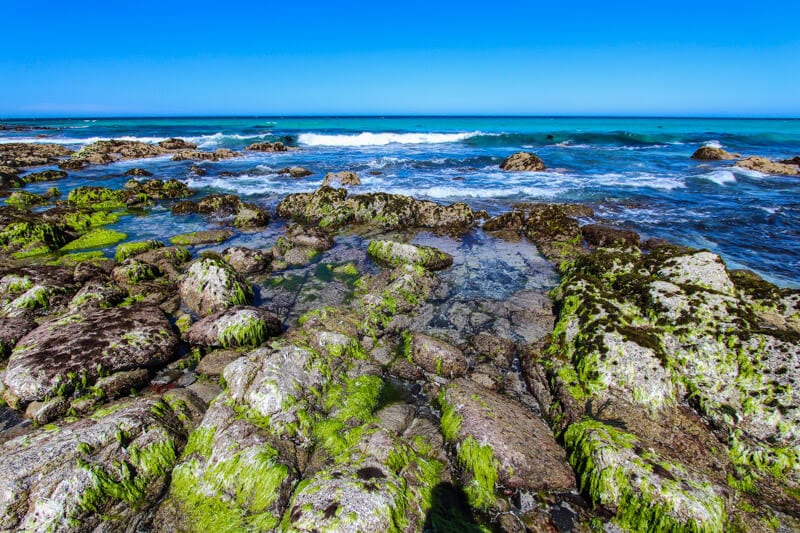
xmin=2 ymin=0 xmax=798 ymax=117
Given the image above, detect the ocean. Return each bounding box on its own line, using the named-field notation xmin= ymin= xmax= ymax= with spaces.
xmin=3 ymin=116 xmax=799 ymax=286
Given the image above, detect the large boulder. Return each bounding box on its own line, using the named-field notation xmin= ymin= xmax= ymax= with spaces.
xmin=2 ymin=304 xmax=178 ymax=406
xmin=185 ymin=306 xmax=282 ymax=348
xmin=367 ymin=240 xmax=453 ymax=271
xmin=222 ymin=246 xmax=272 ymax=275
xmin=0 ymin=394 xmax=201 ymax=531
xmin=691 ymin=146 xmax=738 ymax=160
xmin=499 ymin=152 xmax=546 ymax=171
xmin=178 ymin=257 xmax=254 ymax=316
xmin=735 ymin=156 xmax=800 ymax=176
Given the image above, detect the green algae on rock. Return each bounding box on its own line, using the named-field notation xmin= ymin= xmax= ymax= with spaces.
xmin=170 ymin=229 xmax=234 ymax=246
xmin=67 ymin=186 xmax=127 ymax=211
xmin=368 ymin=239 xmax=453 ymax=271
xmin=60 ymin=228 xmax=127 ymax=251
xmin=178 ymin=256 xmax=253 ymax=316
xmin=115 ymin=239 xmax=164 ymax=262
xmin=185 ymin=306 xmax=282 ymax=349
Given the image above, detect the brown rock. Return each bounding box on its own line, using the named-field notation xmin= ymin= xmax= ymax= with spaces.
xmin=322 ymin=171 xmax=361 ymax=187
xmin=197 ymin=349 xmax=242 ymax=377
xmin=581 ymin=224 xmax=640 ymax=248
xmin=500 ymin=152 xmax=546 ymax=172
xmin=690 ymin=146 xmax=737 ymax=160
xmin=245 ymin=141 xmax=288 ymax=152
xmin=735 ymin=156 xmax=800 ymax=176
xmin=409 ymin=333 xmax=468 ymax=378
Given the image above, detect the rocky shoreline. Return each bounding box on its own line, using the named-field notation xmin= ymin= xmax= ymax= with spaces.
xmin=0 ymin=140 xmax=798 ymax=532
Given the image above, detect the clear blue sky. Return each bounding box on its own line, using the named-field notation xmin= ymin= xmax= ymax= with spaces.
xmin=2 ymin=0 xmax=798 ymax=117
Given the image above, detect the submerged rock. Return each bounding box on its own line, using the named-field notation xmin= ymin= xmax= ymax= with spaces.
xmin=178 ymin=256 xmax=253 ymax=316
xmin=172 ymin=193 xmax=269 ymax=228
xmin=21 ymin=169 xmax=68 ymax=183
xmin=0 ymin=394 xmax=201 ymax=531
xmin=278 ymin=166 xmax=313 ymax=178
xmin=170 ymin=229 xmax=234 ymax=246
xmin=691 ymin=146 xmax=738 ymax=160
xmin=2 ymin=304 xmax=177 ymax=406
xmin=499 ymin=151 xmax=546 ymax=171
xmin=735 ymin=155 xmax=800 ymax=176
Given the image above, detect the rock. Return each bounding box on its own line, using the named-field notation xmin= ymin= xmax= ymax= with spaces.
xmin=171 ymin=148 xmax=238 ymax=162
xmin=233 ymin=202 xmax=269 ymax=228
xmin=135 ymin=246 xmax=191 ymax=281
xmin=58 ymin=159 xmax=87 ymax=170
xmin=68 ymin=280 xmax=126 ymax=310
xmin=690 ymin=146 xmax=738 ymax=160
xmin=245 ymin=141 xmax=288 ymax=152
xmin=779 ymin=155 xmax=800 ymax=166
xmin=0 ymin=395 xmax=198 ymax=531
xmin=185 ymin=306 xmax=282 ymax=348
xmin=93 ymin=368 xmax=151 ymax=399
xmin=499 ymin=152 xmax=546 ymax=171
xmin=158 ymin=138 xmax=197 ymax=150
xmin=524 ymin=204 xmax=585 ymax=264
xmin=278 ymin=166 xmax=313 ymax=178
xmin=407 ymin=333 xmax=468 ymax=378
xmin=115 ymin=239 xmax=164 ymax=262
xmin=658 ymin=250 xmax=735 ymax=294
xmin=124 ymin=167 xmax=153 ymax=177
xmin=0 ymin=143 xmax=73 ymax=168
xmin=24 ymin=396 xmax=69 ymax=425
xmin=283 ymin=247 xmax=318 ymax=266
xmin=482 ymin=211 xmax=526 ymax=232
xmin=277 ymin=187 xmax=474 ymax=231
xmin=171 ymin=193 xmax=268 ymax=228
xmin=197 ymin=349 xmax=242 ymax=377
xmin=2 ymin=304 xmax=177 ymax=406
xmin=322 ymin=170 xmax=361 ymax=187
xmin=367 ymin=240 xmax=453 ymax=271
xmin=471 ymin=332 xmax=515 ymax=366
xmin=581 ymin=224 xmax=640 ymax=248
xmin=123 ymin=178 xmax=193 ymax=201
xmin=170 ymin=229 xmax=234 ymax=246
xmin=70 ymin=139 xmax=166 ymax=165
xmin=441 ymin=378 xmax=576 ymax=509
xmin=0 ymin=316 xmax=36 ymax=359
xmin=5 ymin=191 xmax=48 ymax=209
xmin=189 ymin=164 xmax=206 ymax=176
xmin=222 ymin=246 xmax=272 ymax=275
xmin=0 ymin=267 xmax=78 ymax=318
xmin=111 ymin=258 xmax=161 ymax=285
xmin=286 ymin=225 xmax=334 ymax=251
xmin=21 ymin=169 xmax=67 ymax=183
xmin=735 ymin=156 xmax=800 ymax=176
xmin=178 ymin=256 xmax=253 ymax=316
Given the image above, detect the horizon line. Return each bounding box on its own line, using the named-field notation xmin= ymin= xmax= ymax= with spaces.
xmin=2 ymin=113 xmax=800 ymax=121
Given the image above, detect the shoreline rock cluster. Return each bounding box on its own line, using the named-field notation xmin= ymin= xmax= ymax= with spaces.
xmin=0 ymin=139 xmax=798 ymax=532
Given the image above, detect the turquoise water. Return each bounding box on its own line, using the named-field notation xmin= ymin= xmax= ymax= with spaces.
xmin=3 ymin=116 xmax=800 ymax=286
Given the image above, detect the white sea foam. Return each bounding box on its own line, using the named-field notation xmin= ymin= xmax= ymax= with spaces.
xmin=297 ymin=131 xmax=482 ymax=147
xmin=699 ymin=170 xmax=737 ymax=186
xmin=703 ymin=140 xmax=723 ymax=149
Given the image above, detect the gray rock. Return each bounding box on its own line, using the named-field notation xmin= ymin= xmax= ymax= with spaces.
xmin=178 ymin=257 xmax=253 ymax=316
xmin=0 ymin=395 xmax=198 ymax=532
xmin=3 ymin=305 xmax=177 ymax=406
xmin=185 ymin=306 xmax=282 ymax=348
xmin=321 ymin=170 xmax=361 ymax=187
xmin=408 ymin=333 xmax=468 ymax=378
xmin=197 ymin=349 xmax=242 ymax=377
xmin=367 ymin=240 xmax=453 ymax=271
xmin=222 ymin=246 xmax=272 ymax=275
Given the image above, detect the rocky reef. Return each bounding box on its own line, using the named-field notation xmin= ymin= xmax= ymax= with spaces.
xmin=0 ymin=141 xmax=799 ymax=532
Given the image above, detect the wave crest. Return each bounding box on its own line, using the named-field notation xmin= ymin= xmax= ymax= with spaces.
xmin=297 ymin=131 xmax=483 ymax=147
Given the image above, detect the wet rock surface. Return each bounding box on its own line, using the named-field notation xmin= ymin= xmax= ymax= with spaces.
xmin=499 ymin=151 xmax=546 ymax=171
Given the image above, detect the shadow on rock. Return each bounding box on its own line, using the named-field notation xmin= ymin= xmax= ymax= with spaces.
xmin=424 ymin=482 xmax=484 ymax=533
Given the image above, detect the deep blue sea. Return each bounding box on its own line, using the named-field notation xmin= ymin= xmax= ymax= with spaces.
xmin=2 ymin=116 xmax=799 ymax=286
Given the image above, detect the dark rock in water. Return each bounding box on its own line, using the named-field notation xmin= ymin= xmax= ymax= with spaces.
xmin=178 ymin=256 xmax=253 ymax=316
xmin=736 ymin=155 xmax=800 ymax=176
xmin=58 ymin=159 xmax=87 ymax=170
xmin=172 ymin=193 xmax=269 ymax=228
xmin=158 ymin=137 xmax=197 ymax=150
xmin=470 ymin=332 xmax=515 ymax=366
xmin=322 ymin=170 xmax=361 ymax=187
xmin=171 ymin=148 xmax=238 ymax=162
xmin=123 ymin=178 xmax=193 ymax=200
xmin=124 ymin=167 xmax=153 ymax=177
xmin=134 ymin=246 xmax=191 ymax=281
xmin=189 ymin=164 xmax=207 ymax=176
xmin=278 ymin=166 xmax=313 ymax=178
xmin=779 ymin=155 xmax=800 ymax=166
xmin=690 ymin=146 xmax=738 ymax=160
xmin=185 ymin=306 xmax=282 ymax=348
xmin=277 ymin=186 xmax=474 ymax=231
xmin=21 ymin=169 xmax=67 ymax=183
xmin=406 ymin=332 xmax=468 ymax=378
xmin=0 ymin=394 xmax=201 ymax=531
xmin=245 ymin=141 xmax=289 ymax=152
xmin=482 ymin=211 xmax=526 ymax=232
xmin=0 ymin=143 xmax=73 ymax=168
xmin=524 ymin=204 xmax=585 ymax=264
xmin=70 ymin=139 xmax=167 ymax=165
xmin=440 ymin=378 xmax=576 ymax=508
xmin=499 ymin=151 xmax=546 ymax=171
xmin=170 ymin=229 xmax=234 ymax=246
xmin=581 ymin=223 xmax=640 ymax=248
xmin=2 ymin=304 xmax=177 ymax=407
xmin=222 ymin=246 xmax=272 ymax=275
xmin=367 ymin=240 xmax=453 ymax=271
